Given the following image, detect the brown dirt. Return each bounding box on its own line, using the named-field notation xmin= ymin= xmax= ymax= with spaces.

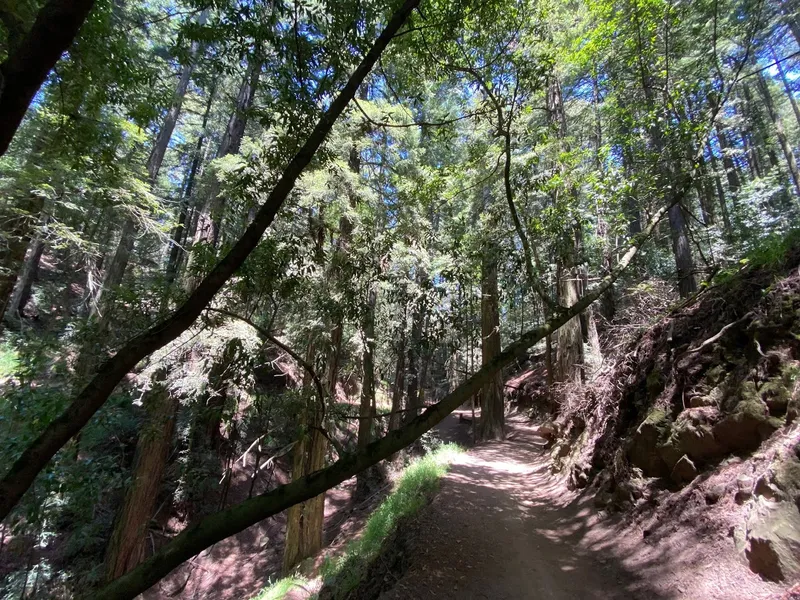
xmin=380 ymin=415 xmax=783 ymax=600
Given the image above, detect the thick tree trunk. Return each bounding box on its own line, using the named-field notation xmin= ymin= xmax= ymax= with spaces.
xmin=478 ymin=255 xmax=504 ymax=440
xmin=555 ymin=258 xmax=583 ymax=384
xmin=282 ymin=339 xmax=327 ymax=573
xmin=757 ymin=73 xmax=800 ymax=196
xmin=93 ymin=197 xmax=681 ymax=600
xmin=0 ymin=0 xmax=420 ymax=525
xmin=104 ymin=373 xmax=177 ymax=580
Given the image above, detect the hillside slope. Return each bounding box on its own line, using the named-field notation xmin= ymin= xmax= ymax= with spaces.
xmin=548 ymin=241 xmax=800 ymax=585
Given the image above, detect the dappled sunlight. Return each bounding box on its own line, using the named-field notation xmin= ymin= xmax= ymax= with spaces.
xmin=381 ymin=418 xmax=753 ymax=600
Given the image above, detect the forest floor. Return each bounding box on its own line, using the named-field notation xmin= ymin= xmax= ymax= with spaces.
xmin=379 ymin=413 xmax=785 ymax=600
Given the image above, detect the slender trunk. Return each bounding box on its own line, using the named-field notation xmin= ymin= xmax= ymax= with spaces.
xmin=164 ymin=84 xmax=217 ymax=291
xmin=389 ymin=320 xmax=406 ymax=432
xmin=742 ymin=81 xmax=780 ymax=170
xmin=403 ymin=279 xmax=426 ymax=423
xmin=669 ymin=204 xmax=697 ymax=297
xmin=705 ymin=142 xmax=733 ymax=233
xmin=104 ymin=372 xmax=177 ymax=580
xmin=715 ymin=126 xmax=742 ymax=194
xmin=356 ymin=285 xmax=379 ymax=497
xmin=477 ymin=252 xmax=504 ymax=440
xmin=757 ymin=73 xmax=800 ymax=196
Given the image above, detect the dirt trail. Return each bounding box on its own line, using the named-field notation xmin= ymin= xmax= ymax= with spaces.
xmin=383 ymin=415 xmax=780 ymax=600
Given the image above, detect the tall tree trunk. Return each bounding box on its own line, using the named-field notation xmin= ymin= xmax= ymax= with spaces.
xmin=356 ymin=285 xmax=379 ymax=496
xmin=669 ymin=204 xmax=697 ymax=297
xmin=164 ymin=85 xmax=217 ymax=291
xmin=477 ymin=252 xmax=504 ymax=440
xmin=757 ymin=73 xmax=800 ymax=196
xmin=715 ymin=126 xmax=743 ymax=194
xmin=555 ymin=225 xmax=584 ymax=384
xmin=6 ymin=225 xmax=46 ymax=320
xmin=282 ymin=338 xmax=327 ymax=573
xmin=104 ymin=372 xmax=177 ymax=580
xmin=92 ymin=35 xmax=203 ymax=324
xmin=705 ymin=142 xmax=733 ymax=233
xmin=741 ymin=81 xmax=780 ymax=170
xmin=191 ymin=60 xmax=261 ymax=253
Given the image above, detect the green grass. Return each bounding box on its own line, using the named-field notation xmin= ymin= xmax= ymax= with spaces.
xmin=250 ymin=443 xmax=462 ymax=600
xmin=250 ymin=576 xmax=311 ymax=600
xmin=0 ymin=341 xmax=20 ymax=379
xmin=320 ymin=443 xmax=463 ymax=597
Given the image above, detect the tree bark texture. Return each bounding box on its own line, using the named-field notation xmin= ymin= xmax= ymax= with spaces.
xmin=282 ymin=339 xmax=327 ymax=573
xmin=0 ymin=0 xmax=422 ymax=523
xmin=104 ymin=373 xmax=177 ymax=580
xmin=477 ymin=254 xmax=504 ymax=440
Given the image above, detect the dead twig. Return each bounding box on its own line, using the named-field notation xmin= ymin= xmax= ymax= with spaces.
xmin=685 ymin=312 xmax=752 ymax=354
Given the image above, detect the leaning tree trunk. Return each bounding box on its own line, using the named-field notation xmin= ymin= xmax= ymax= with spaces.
xmin=477 ymin=253 xmax=504 ymax=440
xmin=104 ymin=373 xmax=177 ymax=580
xmin=283 ymin=338 xmax=327 ymax=573
xmin=771 ymin=46 xmax=800 ymax=131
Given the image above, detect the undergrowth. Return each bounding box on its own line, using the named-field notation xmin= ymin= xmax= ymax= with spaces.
xmin=251 ymin=576 xmax=312 ymax=600
xmin=252 ymin=443 xmax=462 ymax=600
xmin=320 ymin=443 xmax=462 ymax=597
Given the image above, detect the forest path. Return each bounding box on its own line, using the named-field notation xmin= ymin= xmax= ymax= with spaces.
xmin=382 ymin=414 xmax=773 ymax=600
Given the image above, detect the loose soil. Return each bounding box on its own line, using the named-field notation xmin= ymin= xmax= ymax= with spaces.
xmin=380 ymin=414 xmax=783 ymax=600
